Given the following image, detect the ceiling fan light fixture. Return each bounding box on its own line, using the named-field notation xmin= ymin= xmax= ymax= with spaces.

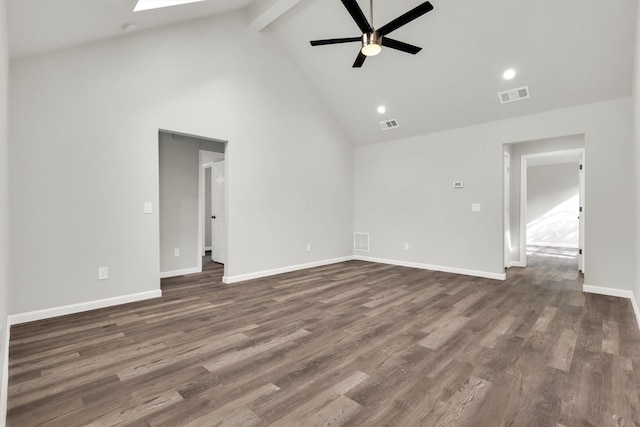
xmin=361 ymin=32 xmax=382 ymax=56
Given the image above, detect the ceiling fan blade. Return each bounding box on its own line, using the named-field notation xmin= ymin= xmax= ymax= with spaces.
xmin=377 ymin=1 xmax=434 ymax=36
xmin=310 ymin=37 xmax=361 ymax=46
xmin=353 ymin=51 xmax=366 ymax=68
xmin=342 ymin=0 xmax=373 ymax=34
xmin=381 ymin=37 xmax=422 ymax=54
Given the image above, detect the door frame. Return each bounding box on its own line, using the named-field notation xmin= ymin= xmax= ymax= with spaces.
xmin=202 ymin=163 xmax=214 ymax=253
xmin=211 ymin=160 xmax=226 ymax=264
xmin=504 ymin=152 xmax=511 ymax=269
xmin=198 ymin=150 xmax=225 ymax=272
xmin=518 ymin=148 xmax=585 ymax=269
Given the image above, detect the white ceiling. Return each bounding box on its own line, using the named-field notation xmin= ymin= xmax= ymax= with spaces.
xmin=7 ymin=0 xmax=254 ymax=58
xmin=7 ymin=0 xmax=638 ymax=146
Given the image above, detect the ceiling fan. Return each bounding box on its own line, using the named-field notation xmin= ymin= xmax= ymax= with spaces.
xmin=310 ymin=0 xmax=434 ymax=68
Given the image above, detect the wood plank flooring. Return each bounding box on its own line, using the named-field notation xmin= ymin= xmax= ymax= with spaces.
xmin=7 ymin=247 xmax=640 ymax=426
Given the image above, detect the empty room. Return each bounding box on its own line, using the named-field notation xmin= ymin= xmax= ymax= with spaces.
xmin=1 ymin=0 xmax=640 ymax=425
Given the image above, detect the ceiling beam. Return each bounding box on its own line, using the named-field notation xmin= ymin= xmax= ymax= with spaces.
xmin=246 ymin=0 xmax=301 ymax=32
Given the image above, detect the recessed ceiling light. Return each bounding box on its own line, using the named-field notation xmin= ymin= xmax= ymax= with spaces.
xmin=377 ymin=105 xmax=386 ymax=114
xmin=503 ymin=68 xmax=516 ymax=80
xmin=133 ymin=0 xmax=205 ymax=12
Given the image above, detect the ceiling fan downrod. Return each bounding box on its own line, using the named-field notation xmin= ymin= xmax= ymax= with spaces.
xmin=361 ymin=0 xmax=382 ymax=56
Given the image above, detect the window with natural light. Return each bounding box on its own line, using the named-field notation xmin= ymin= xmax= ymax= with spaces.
xmin=527 ymin=193 xmax=579 ymax=248
xmin=134 ymin=0 xmax=206 ymax=12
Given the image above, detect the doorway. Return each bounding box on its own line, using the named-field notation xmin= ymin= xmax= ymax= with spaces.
xmin=159 ymin=130 xmax=226 ymax=279
xmin=519 ymin=149 xmax=584 ymax=271
xmin=199 ymin=151 xmax=226 ymax=266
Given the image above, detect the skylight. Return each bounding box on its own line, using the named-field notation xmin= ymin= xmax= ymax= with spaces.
xmin=134 ymin=0 xmax=206 ymax=12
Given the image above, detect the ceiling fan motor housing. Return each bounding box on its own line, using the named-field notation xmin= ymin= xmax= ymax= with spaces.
xmin=361 ymin=31 xmax=382 ymax=56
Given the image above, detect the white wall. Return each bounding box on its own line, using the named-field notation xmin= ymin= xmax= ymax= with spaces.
xmin=355 ymin=97 xmax=635 ymax=291
xmin=354 ymin=128 xmax=504 ymax=278
xmin=158 ymin=134 xmax=200 ymax=274
xmin=9 ymin=11 xmax=354 ymax=314
xmin=0 ymin=0 xmax=8 ymax=421
xmin=527 ymin=163 xmax=579 ymax=248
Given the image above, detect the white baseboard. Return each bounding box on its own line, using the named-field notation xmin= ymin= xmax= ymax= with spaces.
xmin=353 ymin=255 xmax=506 ymax=281
xmin=160 ymin=267 xmax=202 ymax=279
xmin=583 ymin=284 xmax=640 ymax=331
xmin=223 ymin=255 xmax=507 ymax=284
xmin=0 ymin=320 xmax=8 ymax=427
xmin=509 ymin=261 xmax=526 ymax=267
xmin=8 ymin=290 xmax=162 ymax=326
xmin=223 ymin=256 xmax=353 ymax=284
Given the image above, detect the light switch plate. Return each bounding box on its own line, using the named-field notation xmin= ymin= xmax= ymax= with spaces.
xmin=471 ymin=203 xmax=481 ymax=212
xmin=144 ymin=202 xmax=152 ymax=214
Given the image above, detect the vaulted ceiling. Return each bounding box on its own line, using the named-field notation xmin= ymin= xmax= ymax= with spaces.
xmin=7 ymin=0 xmax=638 ymax=145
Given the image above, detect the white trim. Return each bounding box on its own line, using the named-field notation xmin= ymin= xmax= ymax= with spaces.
xmin=578 ymin=153 xmax=585 ymax=273
xmin=204 ymin=246 xmax=212 ymax=251
xmin=7 ymin=290 xmax=162 ymax=326
xmin=1 ymin=321 xmax=8 ymax=427
xmin=509 ymin=261 xmax=526 ymax=268
xmin=632 ymin=293 xmax=640 ymax=332
xmin=223 ymin=256 xmax=353 ymax=284
xmin=160 ymin=267 xmax=202 ymax=279
xmin=353 ymin=256 xmax=506 ymax=281
xmin=223 ymin=255 xmax=508 ymax=284
xmin=504 ymin=151 xmax=511 ymax=269
xmin=583 ymin=285 xmax=640 ymax=331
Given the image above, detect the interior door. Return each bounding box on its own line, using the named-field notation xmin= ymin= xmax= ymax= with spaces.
xmin=211 ymin=160 xmax=226 ymax=264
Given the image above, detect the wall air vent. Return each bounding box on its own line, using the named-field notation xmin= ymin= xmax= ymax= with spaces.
xmin=380 ymin=119 xmax=399 ymax=130
xmin=498 ymin=86 xmax=530 ymax=104
xmin=354 ymin=232 xmax=370 ymax=252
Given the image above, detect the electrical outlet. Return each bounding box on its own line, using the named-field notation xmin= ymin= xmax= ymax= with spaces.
xmin=306 ymin=244 xmax=311 ymax=252
xmin=174 ymin=248 xmax=180 ymax=257
xmin=404 ymin=242 xmax=410 ymax=251
xmin=98 ymin=267 xmax=108 ymax=280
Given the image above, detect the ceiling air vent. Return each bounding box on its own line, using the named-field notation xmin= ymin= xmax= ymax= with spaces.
xmin=354 ymin=232 xmax=370 ymax=252
xmin=498 ymin=86 xmax=530 ymax=104
xmin=380 ymin=119 xmax=399 ymax=130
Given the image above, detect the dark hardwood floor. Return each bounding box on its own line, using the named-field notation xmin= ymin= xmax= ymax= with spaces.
xmin=7 ymin=247 xmax=640 ymax=426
